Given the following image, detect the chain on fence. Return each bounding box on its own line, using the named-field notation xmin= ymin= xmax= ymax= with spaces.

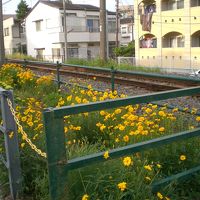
xmin=6 ymin=98 xmax=47 ymax=158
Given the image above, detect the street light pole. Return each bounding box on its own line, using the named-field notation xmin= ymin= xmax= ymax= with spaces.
xmin=115 ymin=0 xmax=119 ymax=48
xmin=0 ymin=0 xmax=5 ymax=66
xmin=63 ymin=0 xmax=68 ymax=62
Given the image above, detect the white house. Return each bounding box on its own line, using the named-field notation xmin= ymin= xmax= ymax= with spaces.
xmin=25 ymin=1 xmax=117 ymax=61
xmin=3 ymin=15 xmax=26 ymax=55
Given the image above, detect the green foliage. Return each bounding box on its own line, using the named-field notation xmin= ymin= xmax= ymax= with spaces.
xmin=16 ymin=0 xmax=30 ymax=21
xmin=6 ymin=53 xmax=36 ymax=61
xmin=67 ymin=57 xmax=161 ymax=73
xmin=114 ymin=41 xmax=135 ymax=57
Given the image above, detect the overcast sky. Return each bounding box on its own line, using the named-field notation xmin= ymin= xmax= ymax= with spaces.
xmin=3 ymin=0 xmax=134 ymax=14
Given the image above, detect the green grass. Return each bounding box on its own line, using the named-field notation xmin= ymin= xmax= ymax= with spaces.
xmin=66 ymin=57 xmax=161 ymax=73
xmin=6 ymin=53 xmax=37 ymax=61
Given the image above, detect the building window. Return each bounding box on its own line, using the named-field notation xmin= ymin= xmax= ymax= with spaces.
xmin=87 ymin=18 xmax=99 ymax=32
xmin=68 ymin=48 xmax=78 ymax=58
xmin=66 ymin=13 xmax=77 ymax=16
xmin=121 ymin=27 xmax=127 ymax=34
xmin=52 ymin=48 xmax=61 ymax=59
xmin=35 ymin=20 xmax=42 ymax=32
xmin=4 ymin=28 xmax=9 ymax=36
xmin=36 ymin=49 xmax=44 ymax=60
xmin=108 ymin=20 xmax=116 ymax=33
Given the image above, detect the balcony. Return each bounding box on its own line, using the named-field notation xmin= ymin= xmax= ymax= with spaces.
xmin=191 ymin=0 xmax=200 ymax=7
xmin=162 ymin=0 xmax=184 ymax=11
xmin=191 ymin=30 xmax=200 ymax=47
xmin=140 ymin=34 xmax=157 ymax=48
xmin=162 ymin=32 xmax=184 ymax=48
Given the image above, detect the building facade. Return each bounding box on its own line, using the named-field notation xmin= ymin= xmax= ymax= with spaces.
xmin=25 ymin=1 xmax=117 ymax=61
xmin=119 ymin=5 xmax=134 ymax=46
xmin=134 ymin=0 xmax=200 ymax=71
xmin=3 ymin=15 xmax=26 ymax=55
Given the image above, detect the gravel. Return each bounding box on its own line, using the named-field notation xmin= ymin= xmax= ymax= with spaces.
xmin=32 ymin=70 xmax=200 ymax=114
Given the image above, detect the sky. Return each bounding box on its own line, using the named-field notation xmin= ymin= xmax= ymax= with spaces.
xmin=3 ymin=0 xmax=134 ymax=14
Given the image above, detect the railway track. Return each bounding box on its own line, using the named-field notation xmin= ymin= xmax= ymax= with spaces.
xmin=6 ymin=59 xmax=200 ymax=92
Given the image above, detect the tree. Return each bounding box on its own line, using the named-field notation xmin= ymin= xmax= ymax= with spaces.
xmin=16 ymin=0 xmax=29 ymax=21
xmin=114 ymin=41 xmax=135 ymax=57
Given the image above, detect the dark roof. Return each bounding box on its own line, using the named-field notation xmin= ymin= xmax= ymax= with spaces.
xmin=120 ymin=17 xmax=134 ymax=24
xmin=41 ymin=1 xmax=115 ymax=14
xmin=41 ymin=1 xmax=98 ymax=10
xmin=3 ymin=14 xmax=16 ymax=20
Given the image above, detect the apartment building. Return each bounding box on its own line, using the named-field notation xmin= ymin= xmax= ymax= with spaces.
xmin=119 ymin=5 xmax=134 ymax=45
xmin=25 ymin=1 xmax=117 ymax=61
xmin=134 ymin=0 xmax=200 ymax=71
xmin=3 ymin=15 xmax=26 ymax=55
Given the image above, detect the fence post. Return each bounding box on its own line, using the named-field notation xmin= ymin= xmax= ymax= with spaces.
xmin=43 ymin=109 xmax=68 ymax=200
xmin=56 ymin=61 xmax=61 ymax=89
xmin=1 ymin=90 xmax=22 ymax=199
xmin=111 ymin=66 xmax=115 ymax=92
xmin=23 ymin=59 xmax=27 ymax=68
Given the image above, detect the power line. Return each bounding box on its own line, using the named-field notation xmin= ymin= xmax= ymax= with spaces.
xmin=2 ymin=0 xmax=12 ymax=5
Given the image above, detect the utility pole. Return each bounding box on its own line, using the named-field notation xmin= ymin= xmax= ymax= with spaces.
xmin=0 ymin=0 xmax=5 ymax=66
xmin=63 ymin=0 xmax=68 ymax=62
xmin=115 ymin=0 xmax=119 ymax=48
xmin=100 ymin=0 xmax=107 ymax=61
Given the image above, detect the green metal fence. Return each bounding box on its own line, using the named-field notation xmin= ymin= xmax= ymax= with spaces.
xmin=43 ymin=86 xmax=200 ymax=200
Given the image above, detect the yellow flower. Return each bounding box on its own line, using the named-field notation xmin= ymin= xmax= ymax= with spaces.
xmin=158 ymin=111 xmax=166 ymax=117
xmin=100 ymin=124 xmax=106 ymax=132
xmin=82 ymin=194 xmax=89 ymax=200
xmin=21 ymin=116 xmax=27 ymax=122
xmin=27 ymin=121 xmax=33 ymax=127
xmin=75 ymin=96 xmax=81 ymax=104
xmin=196 ymin=116 xmax=200 ymax=121
xmin=123 ymin=157 xmax=133 ymax=167
xmin=123 ymin=135 xmax=129 ymax=142
xmin=172 ymin=108 xmax=178 ymax=112
xmin=157 ymin=192 xmax=163 ymax=199
xmin=87 ymin=84 xmax=92 ymax=90
xmin=9 ymin=131 xmax=14 ymax=139
xmin=118 ymin=124 xmax=125 ymax=131
xmin=103 ymin=151 xmax=109 ymax=159
xmin=145 ymin=176 xmax=151 ymax=181
xmin=115 ymin=109 xmax=122 ymax=114
xmin=100 ymin=110 xmax=106 ymax=116
xmin=117 ymin=182 xmax=127 ymax=191
xmin=157 ymin=164 xmax=162 ymax=168
xmin=67 ymin=95 xmax=72 ymax=102
xmin=159 ymin=127 xmax=165 ymax=132
xmin=144 ymin=165 xmax=152 ymax=171
xmin=21 ymin=143 xmax=25 ymax=148
xmin=145 ymin=108 xmax=152 ymax=114
xmin=180 ymin=155 xmax=186 ymax=161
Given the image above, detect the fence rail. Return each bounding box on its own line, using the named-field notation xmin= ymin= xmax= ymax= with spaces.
xmin=43 ymin=86 xmax=200 ymax=200
xmin=0 ymin=89 xmax=22 ymax=200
